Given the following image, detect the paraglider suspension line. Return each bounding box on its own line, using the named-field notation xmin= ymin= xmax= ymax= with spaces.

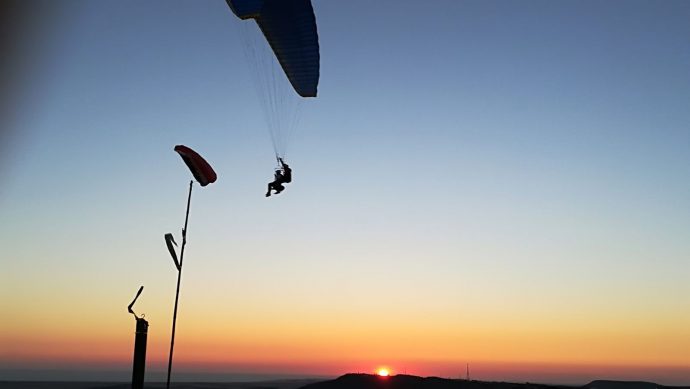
xmin=166 ymin=180 xmax=193 ymax=389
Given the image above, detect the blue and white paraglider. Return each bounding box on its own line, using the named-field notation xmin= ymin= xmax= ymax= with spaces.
xmin=226 ymin=0 xmax=320 ymax=180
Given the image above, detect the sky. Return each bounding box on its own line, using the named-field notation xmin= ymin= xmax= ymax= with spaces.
xmin=1 ymin=0 xmax=689 ymax=385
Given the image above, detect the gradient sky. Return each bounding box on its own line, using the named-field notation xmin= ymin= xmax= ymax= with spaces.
xmin=1 ymin=0 xmax=689 ymax=385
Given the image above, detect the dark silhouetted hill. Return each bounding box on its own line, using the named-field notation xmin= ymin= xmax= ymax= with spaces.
xmin=585 ymin=381 xmax=689 ymax=389
xmin=300 ymin=374 xmax=689 ymax=389
xmin=300 ymin=374 xmax=566 ymax=389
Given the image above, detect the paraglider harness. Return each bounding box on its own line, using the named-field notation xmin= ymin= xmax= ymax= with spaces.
xmin=278 ymin=157 xmax=291 ymax=183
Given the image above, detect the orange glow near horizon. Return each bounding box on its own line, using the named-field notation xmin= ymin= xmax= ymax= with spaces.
xmin=3 ymin=316 xmax=690 ymax=384
xmin=377 ymin=367 xmax=390 ymax=376
xmin=3 ymin=238 xmax=690 ymax=386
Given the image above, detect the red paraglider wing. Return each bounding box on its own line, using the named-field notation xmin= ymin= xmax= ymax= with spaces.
xmin=174 ymin=145 xmax=217 ymax=187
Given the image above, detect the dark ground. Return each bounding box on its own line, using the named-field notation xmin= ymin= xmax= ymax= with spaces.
xmin=2 ymin=375 xmax=689 ymax=389
xmin=0 ymin=379 xmax=317 ymax=389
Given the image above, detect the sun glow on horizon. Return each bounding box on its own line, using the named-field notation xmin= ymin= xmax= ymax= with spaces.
xmin=377 ymin=368 xmax=390 ymax=377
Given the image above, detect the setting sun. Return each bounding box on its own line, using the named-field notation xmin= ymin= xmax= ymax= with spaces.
xmin=377 ymin=368 xmax=390 ymax=377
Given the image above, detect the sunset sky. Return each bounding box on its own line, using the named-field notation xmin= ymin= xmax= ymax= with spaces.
xmin=1 ymin=0 xmax=689 ymax=385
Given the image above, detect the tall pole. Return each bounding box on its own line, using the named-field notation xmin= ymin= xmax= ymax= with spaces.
xmin=166 ymin=180 xmax=193 ymax=389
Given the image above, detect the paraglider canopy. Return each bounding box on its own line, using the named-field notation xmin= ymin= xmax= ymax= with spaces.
xmin=226 ymin=0 xmax=320 ymax=98
xmin=174 ymin=145 xmax=217 ymax=187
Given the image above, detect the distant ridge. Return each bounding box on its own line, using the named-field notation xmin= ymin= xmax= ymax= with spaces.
xmin=300 ymin=373 xmax=569 ymax=389
xmin=300 ymin=374 xmax=689 ymax=389
xmin=586 ymin=381 xmax=690 ymax=389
